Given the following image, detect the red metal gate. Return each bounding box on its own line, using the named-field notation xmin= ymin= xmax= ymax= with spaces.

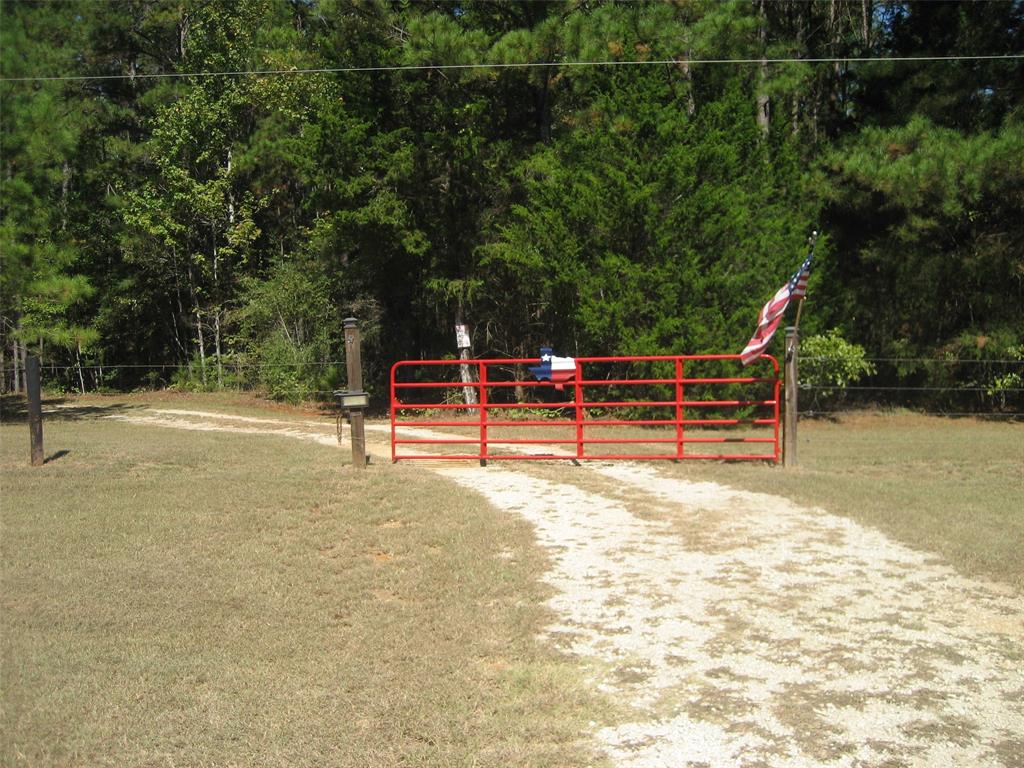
xmin=390 ymin=354 xmax=781 ymax=463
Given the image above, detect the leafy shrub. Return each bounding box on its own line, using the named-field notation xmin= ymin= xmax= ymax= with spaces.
xmin=255 ymin=333 xmax=317 ymax=404
xmin=799 ymin=329 xmax=876 ymax=408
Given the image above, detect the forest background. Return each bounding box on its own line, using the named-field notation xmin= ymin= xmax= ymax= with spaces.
xmin=1 ymin=0 xmax=1021 ymax=411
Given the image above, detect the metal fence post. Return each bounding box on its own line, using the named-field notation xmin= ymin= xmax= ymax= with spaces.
xmin=784 ymin=326 xmax=798 ymax=467
xmin=27 ymin=355 xmax=44 ymax=466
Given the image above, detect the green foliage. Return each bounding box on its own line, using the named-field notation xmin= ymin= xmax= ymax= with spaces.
xmin=249 ymin=333 xmax=317 ymax=403
xmin=1 ymin=0 xmax=1020 ymax=411
xmin=233 ymin=259 xmax=336 ymax=403
xmin=800 ymin=329 xmax=876 ymax=407
xmin=818 ymin=116 xmax=1023 ymax=362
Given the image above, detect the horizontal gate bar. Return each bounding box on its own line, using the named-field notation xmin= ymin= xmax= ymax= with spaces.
xmin=391 ymin=453 xmax=775 ymax=461
xmin=396 ymin=417 xmax=778 ymax=428
xmin=393 ymin=400 xmax=776 ymax=409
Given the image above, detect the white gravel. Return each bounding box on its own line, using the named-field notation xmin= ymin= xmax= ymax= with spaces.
xmin=436 ymin=461 xmax=1023 ymax=767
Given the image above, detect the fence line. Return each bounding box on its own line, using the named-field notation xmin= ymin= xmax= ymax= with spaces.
xmin=799 ymin=410 xmax=1021 ymax=419
xmin=0 ymin=361 xmax=350 ymax=372
xmin=800 ymin=385 xmax=1024 ymax=392
xmin=2 ymin=358 xmax=1021 ymax=419
xmin=801 ymin=357 xmax=1024 ymax=365
xmin=1 ymin=357 xmax=1022 ymax=374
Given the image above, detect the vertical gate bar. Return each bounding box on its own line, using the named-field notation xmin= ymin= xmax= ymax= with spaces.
xmin=675 ymin=358 xmax=684 ymax=460
xmin=574 ymin=361 xmax=585 ymax=459
xmin=390 ymin=363 xmax=398 ymax=463
xmin=773 ymin=355 xmax=782 ymax=463
xmin=479 ymin=361 xmax=488 ymax=467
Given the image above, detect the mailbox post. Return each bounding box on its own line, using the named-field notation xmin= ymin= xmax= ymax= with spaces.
xmin=340 ymin=318 xmax=368 ymax=468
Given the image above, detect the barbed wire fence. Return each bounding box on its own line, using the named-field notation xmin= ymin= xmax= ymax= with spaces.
xmin=796 ymin=356 xmax=1023 ymax=418
xmin=1 ymin=357 xmax=1021 ymax=418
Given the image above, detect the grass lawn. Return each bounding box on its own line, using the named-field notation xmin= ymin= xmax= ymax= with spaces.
xmin=2 ymin=393 xmax=1021 ymax=766
xmin=0 ymin=394 xmax=609 ymax=767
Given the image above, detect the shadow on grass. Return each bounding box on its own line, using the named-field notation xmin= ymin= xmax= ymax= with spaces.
xmin=0 ymin=394 xmax=144 ymax=425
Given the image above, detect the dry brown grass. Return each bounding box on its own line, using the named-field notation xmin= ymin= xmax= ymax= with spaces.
xmin=0 ymin=394 xmax=610 ymax=767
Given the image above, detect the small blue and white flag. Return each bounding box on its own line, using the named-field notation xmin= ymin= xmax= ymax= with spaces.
xmin=528 ymin=347 xmax=577 ymax=391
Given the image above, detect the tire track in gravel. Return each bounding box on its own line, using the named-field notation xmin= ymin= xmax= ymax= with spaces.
xmin=105 ymin=408 xmax=1024 ymax=768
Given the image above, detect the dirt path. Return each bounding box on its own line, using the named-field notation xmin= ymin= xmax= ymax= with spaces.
xmin=103 ymin=408 xmax=1024 ymax=767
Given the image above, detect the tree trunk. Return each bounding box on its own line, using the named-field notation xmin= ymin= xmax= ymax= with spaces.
xmin=214 ymin=149 xmax=233 ymax=389
xmin=60 ymin=162 xmax=71 ymax=231
xmin=195 ymin=305 xmax=207 ymax=387
xmin=18 ymin=322 xmax=27 ymax=393
xmin=212 ymin=228 xmax=221 ymax=387
xmin=214 ymin=309 xmax=223 ymax=388
xmin=75 ymin=340 xmax=86 ymax=394
xmin=171 ymin=246 xmax=189 ymax=361
xmin=178 ymin=13 xmax=189 ymax=59
xmin=792 ymin=0 xmax=804 ymax=137
xmin=537 ymin=67 xmax=552 ymax=143
xmin=16 ymin=338 xmax=22 ymax=393
xmin=187 ymin=260 xmax=207 ymax=387
xmin=829 ymin=0 xmax=842 ymax=124
xmin=679 ymin=54 xmax=696 ymax=117
xmin=514 ymin=342 xmax=527 ymax=403
xmin=756 ymin=0 xmax=770 ymax=138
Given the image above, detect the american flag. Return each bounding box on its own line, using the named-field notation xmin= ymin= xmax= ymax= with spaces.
xmin=740 ymin=250 xmax=814 ymax=366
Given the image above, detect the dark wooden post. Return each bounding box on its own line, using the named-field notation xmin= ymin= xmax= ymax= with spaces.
xmin=783 ymin=326 xmax=798 ymax=467
xmin=27 ymin=355 xmax=44 ymax=466
xmin=343 ymin=318 xmax=367 ymax=469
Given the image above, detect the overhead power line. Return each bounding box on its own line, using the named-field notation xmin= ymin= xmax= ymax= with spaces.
xmin=2 ymin=53 xmax=1022 ymax=83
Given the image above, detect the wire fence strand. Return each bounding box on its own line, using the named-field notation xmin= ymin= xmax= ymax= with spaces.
xmin=2 ymin=358 xmax=1021 ymax=421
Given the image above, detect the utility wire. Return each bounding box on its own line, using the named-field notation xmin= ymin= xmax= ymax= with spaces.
xmin=3 ymin=53 xmax=1022 ymax=83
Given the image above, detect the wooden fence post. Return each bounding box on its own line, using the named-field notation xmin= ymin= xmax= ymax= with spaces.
xmin=343 ymin=318 xmax=367 ymax=469
xmin=27 ymin=355 xmax=44 ymax=466
xmin=783 ymin=326 xmax=798 ymax=467
xmin=455 ymin=323 xmax=478 ymax=416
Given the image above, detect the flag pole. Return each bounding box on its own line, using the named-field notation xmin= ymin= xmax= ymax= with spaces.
xmin=784 ymin=230 xmax=817 ymax=468
xmin=789 ymin=230 xmax=817 ymax=349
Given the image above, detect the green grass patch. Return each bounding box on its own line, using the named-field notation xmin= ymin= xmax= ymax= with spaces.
xmin=1 ymin=396 xmax=609 ymax=767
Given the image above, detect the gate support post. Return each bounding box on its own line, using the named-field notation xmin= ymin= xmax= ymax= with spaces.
xmin=343 ymin=318 xmax=367 ymax=469
xmin=27 ymin=355 xmax=44 ymax=467
xmin=783 ymin=326 xmax=798 ymax=467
